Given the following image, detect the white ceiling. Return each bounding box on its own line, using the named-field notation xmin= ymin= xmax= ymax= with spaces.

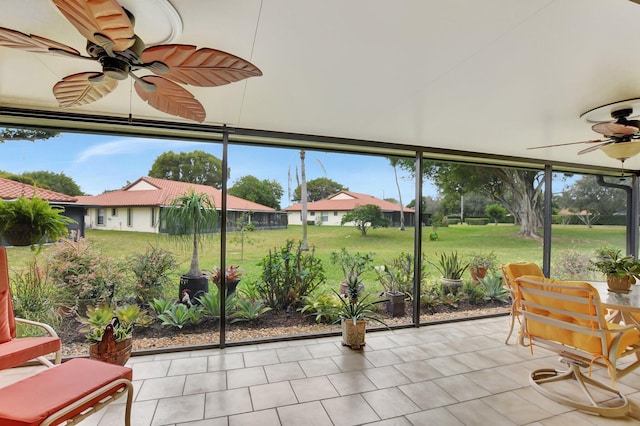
xmin=2 ymin=0 xmax=640 ymax=171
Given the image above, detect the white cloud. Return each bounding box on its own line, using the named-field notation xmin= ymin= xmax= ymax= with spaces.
xmin=74 ymin=138 xmax=202 ymax=163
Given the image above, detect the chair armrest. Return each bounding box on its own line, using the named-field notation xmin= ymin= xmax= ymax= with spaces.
xmin=15 ymin=317 xmax=59 ymax=338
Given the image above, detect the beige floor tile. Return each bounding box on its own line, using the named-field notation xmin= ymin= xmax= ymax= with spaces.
xmin=264 ymin=360 xmax=306 ymax=382
xmin=363 ymin=365 xmax=412 ymax=388
xmin=328 ymin=371 xmax=377 ymax=395
xmin=136 ymin=375 xmax=186 ymax=400
xmin=322 ymin=394 xmax=381 ymax=426
xmin=432 ymin=374 xmax=491 ymax=402
xmin=183 ymin=371 xmax=227 ymax=395
xmin=226 ymin=365 xmax=267 ymax=388
xmin=151 ymin=393 xmax=205 ymax=425
xmin=277 ymin=400 xmax=334 ymax=426
xmin=276 ymin=345 xmax=313 ymax=362
xmin=405 ymin=407 xmax=465 ymax=426
xmin=362 ymin=387 xmax=421 ymax=419
xmin=290 ymin=375 xmax=339 ymax=402
xmin=204 ymin=387 xmax=253 ymax=418
xmin=168 ymin=356 xmax=208 ymax=376
xmin=207 ymin=352 xmax=245 ymax=371
xmin=398 ymin=380 xmax=457 ymax=410
xmin=299 ymin=356 xmax=342 ymax=377
xmin=445 ymin=399 xmax=516 ymax=426
xmin=249 ymin=381 xmax=298 ymax=410
xmin=243 ymin=349 xmax=279 ymax=367
xmin=393 ymin=360 xmax=443 ymax=382
xmin=331 ymin=352 xmax=374 ymax=372
xmin=229 ymin=408 xmax=281 ymax=426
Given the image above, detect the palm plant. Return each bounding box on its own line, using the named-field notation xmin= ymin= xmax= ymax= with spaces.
xmin=163 ymin=189 xmax=218 ymax=278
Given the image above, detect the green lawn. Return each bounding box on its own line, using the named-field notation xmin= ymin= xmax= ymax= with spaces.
xmin=4 ymin=223 xmax=626 ymax=294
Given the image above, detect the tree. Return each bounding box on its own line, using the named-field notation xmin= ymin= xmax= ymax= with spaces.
xmin=0 ymin=129 xmax=59 ymax=142
xmin=21 ymin=171 xmax=83 ymax=196
xmin=388 ymin=157 xmax=405 ymax=230
xmin=149 ymin=150 xmax=226 ymax=189
xmin=398 ymin=160 xmax=544 ymax=238
xmin=557 ymin=175 xmax=627 ymax=217
xmin=341 ymin=204 xmax=389 ymax=237
xmin=228 ymin=175 xmax=283 ymax=210
xmin=299 ymin=150 xmax=309 ymax=250
xmin=293 ymin=177 xmax=346 ymax=202
xmin=485 ymin=204 xmax=507 ymax=225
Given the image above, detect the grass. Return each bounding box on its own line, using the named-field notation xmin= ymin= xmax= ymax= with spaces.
xmin=4 ymin=223 xmax=626 ymax=295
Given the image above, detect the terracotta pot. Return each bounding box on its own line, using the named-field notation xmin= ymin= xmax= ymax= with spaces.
xmin=470 ymin=266 xmax=487 ymax=283
xmin=341 ymin=319 xmax=366 ymax=349
xmin=606 ymin=275 xmax=634 ymax=293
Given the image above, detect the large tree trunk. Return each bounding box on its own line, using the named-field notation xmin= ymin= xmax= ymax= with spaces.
xmin=393 ymin=163 xmax=405 ymax=230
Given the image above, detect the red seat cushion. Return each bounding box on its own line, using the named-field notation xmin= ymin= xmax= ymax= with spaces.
xmin=0 ymin=358 xmax=133 ymax=426
xmin=0 ymin=336 xmax=61 ymax=370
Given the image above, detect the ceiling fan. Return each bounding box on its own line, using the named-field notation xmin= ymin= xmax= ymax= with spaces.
xmin=528 ymin=107 xmax=640 ymax=164
xmin=0 ymin=0 xmax=262 ymax=123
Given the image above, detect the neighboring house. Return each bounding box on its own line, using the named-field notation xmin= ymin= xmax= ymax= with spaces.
xmin=0 ymin=177 xmax=86 ymax=242
xmin=284 ymin=190 xmax=415 ymax=227
xmin=76 ymin=177 xmax=286 ymax=233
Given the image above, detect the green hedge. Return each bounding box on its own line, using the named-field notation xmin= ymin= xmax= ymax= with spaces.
xmin=465 ymin=217 xmax=490 ymax=225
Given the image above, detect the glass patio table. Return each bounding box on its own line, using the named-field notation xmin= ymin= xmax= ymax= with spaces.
xmin=590 ymin=281 xmax=640 ymax=324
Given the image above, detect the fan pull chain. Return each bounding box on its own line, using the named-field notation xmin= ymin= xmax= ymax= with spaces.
xmin=128 ymin=79 xmax=133 ymax=124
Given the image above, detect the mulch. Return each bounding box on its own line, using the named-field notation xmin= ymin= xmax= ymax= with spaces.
xmin=60 ymin=301 xmax=510 ymax=357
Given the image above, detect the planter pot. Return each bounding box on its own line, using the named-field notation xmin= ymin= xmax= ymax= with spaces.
xmin=606 ymin=275 xmax=634 ymax=293
xmin=179 ymin=275 xmax=209 ymax=302
xmin=1 ymin=224 xmax=40 ymax=247
xmin=470 ymin=266 xmax=487 ymax=283
xmin=440 ymin=277 xmax=463 ymax=295
xmin=88 ymin=324 xmax=132 ymax=366
xmin=215 ymin=280 xmax=240 ymax=294
xmin=384 ymin=292 xmax=406 ymax=317
xmin=341 ymin=318 xmax=366 ymax=350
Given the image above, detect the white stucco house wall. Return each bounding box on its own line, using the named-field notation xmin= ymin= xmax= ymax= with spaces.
xmin=77 ymin=177 xmax=286 ymax=233
xmin=284 ymin=190 xmax=414 ymax=227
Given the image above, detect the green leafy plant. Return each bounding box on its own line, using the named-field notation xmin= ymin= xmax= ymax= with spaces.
xmin=81 ymin=304 xmax=152 ymax=344
xmin=48 ymin=237 xmax=126 ymax=313
xmin=157 ymin=303 xmax=204 ymax=329
xmin=429 ymin=251 xmax=469 ymax=280
xmin=374 ymin=252 xmax=414 ymax=295
xmin=10 ymin=257 xmax=60 ymax=336
xmin=468 ymin=251 xmax=497 ymax=271
xmin=209 ymin=265 xmax=243 ymax=286
xmin=258 ymin=239 xmax=326 ymax=310
xmin=331 ymin=248 xmax=374 ymax=303
xmin=462 ymin=280 xmax=487 ymax=305
xmin=162 ymin=189 xmax=218 ymax=278
xmin=589 ymin=246 xmax=640 ymax=278
xmin=299 ymin=292 xmax=341 ymax=324
xmin=330 ymin=290 xmax=388 ymax=326
xmin=230 ymin=299 xmax=272 ymax=322
xmin=149 ymin=297 xmax=178 ymax=315
xmin=129 ymin=244 xmax=179 ymax=303
xmin=477 ymin=274 xmax=508 ymax=303
xmin=197 ymin=290 xmax=236 ymax=319
xmin=0 ymin=195 xmax=76 ymax=251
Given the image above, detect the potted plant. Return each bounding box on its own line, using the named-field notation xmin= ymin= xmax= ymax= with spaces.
xmin=81 ymin=304 xmax=151 ymax=365
xmin=374 ymin=252 xmax=413 ymax=317
xmin=468 ymin=251 xmax=498 ymax=283
xmin=590 ymin=246 xmax=640 ymax=293
xmin=0 ymin=195 xmax=75 ymax=251
xmin=209 ymin=265 xmax=243 ymax=294
xmin=331 ymin=248 xmax=374 ymax=303
xmin=331 ymin=290 xmax=387 ymax=349
xmin=429 ymin=251 xmax=469 ymax=294
xmin=163 ymin=189 xmax=218 ymax=299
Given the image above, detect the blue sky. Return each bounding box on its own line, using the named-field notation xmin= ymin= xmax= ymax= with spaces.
xmin=0 ymin=132 xmax=431 ymax=207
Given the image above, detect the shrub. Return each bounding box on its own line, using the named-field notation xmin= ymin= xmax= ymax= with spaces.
xmin=10 ymin=257 xmax=60 ymax=336
xmin=230 ymin=299 xmax=272 ymax=322
xmin=552 ymin=249 xmax=593 ymax=280
xmin=129 ymin=244 xmax=179 ymax=303
xmin=258 ymin=239 xmax=326 ymax=310
xmin=375 ymin=252 xmax=414 ymax=295
xmin=48 ymin=237 xmax=126 ymax=314
xmin=197 ymin=290 xmax=236 ymax=320
xmin=299 ymin=292 xmax=341 ymax=323
xmin=461 ymin=281 xmax=486 ymax=305
xmin=465 ymin=218 xmax=490 ymax=225
xmin=157 ymin=303 xmax=204 ymax=329
xmin=477 ymin=274 xmax=508 ymax=303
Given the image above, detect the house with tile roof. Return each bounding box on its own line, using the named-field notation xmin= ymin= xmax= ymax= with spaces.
xmin=0 ymin=177 xmax=86 ymax=244
xmin=76 ymin=177 xmax=286 ymax=233
xmin=284 ymin=190 xmax=414 ymax=227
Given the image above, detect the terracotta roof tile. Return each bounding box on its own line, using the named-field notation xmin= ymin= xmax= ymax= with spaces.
xmin=0 ymin=178 xmax=77 ymax=202
xmin=78 ymin=177 xmax=276 ymax=211
xmin=284 ymin=190 xmax=414 ymax=212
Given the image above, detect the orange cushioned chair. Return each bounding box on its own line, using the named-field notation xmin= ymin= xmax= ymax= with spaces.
xmin=501 ymin=262 xmax=544 ymax=345
xmin=515 ymin=275 xmax=640 ymax=417
xmin=0 ymin=246 xmax=61 ymax=369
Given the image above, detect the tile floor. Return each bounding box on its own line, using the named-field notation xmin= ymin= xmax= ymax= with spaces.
xmin=2 ymin=316 xmax=640 ymax=425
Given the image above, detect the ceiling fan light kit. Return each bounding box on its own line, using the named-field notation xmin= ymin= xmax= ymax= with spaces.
xmin=0 ymin=0 xmax=262 ymax=122
xmin=599 ymin=141 xmax=640 ymax=162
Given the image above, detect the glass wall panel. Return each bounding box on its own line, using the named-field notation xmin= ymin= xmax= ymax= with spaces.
xmin=550 ymin=172 xmax=628 ymax=281
xmin=418 ymin=161 xmax=540 ymax=325
xmin=224 ymin=145 xmax=416 ymax=344
xmin=0 ymin=131 xmax=223 ymax=356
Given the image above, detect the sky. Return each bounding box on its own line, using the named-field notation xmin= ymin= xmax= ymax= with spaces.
xmin=0 ymin=132 xmax=434 ymax=207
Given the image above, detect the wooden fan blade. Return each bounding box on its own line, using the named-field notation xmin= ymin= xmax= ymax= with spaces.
xmin=53 ymin=72 xmax=117 ymax=107
xmin=134 ymin=76 xmax=206 ymax=122
xmin=527 ymin=139 xmax=608 ymax=150
xmin=592 ymin=121 xmax=638 ymax=137
xmin=141 ymin=45 xmax=262 ymax=87
xmin=51 ymin=0 xmax=135 ymax=52
xmin=578 ymin=142 xmax=611 ymax=155
xmin=0 ymin=27 xmax=80 ymax=56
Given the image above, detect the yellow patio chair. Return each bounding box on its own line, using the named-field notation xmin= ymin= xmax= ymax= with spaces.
xmin=501 ymin=262 xmax=544 ymax=344
xmin=515 ymin=275 xmax=640 ymax=417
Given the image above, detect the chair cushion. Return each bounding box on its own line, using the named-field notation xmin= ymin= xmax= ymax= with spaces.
xmin=0 ymin=336 xmax=61 ymax=370
xmin=0 ymin=358 xmax=132 ymax=426
xmin=0 ymin=290 xmax=11 ymax=344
